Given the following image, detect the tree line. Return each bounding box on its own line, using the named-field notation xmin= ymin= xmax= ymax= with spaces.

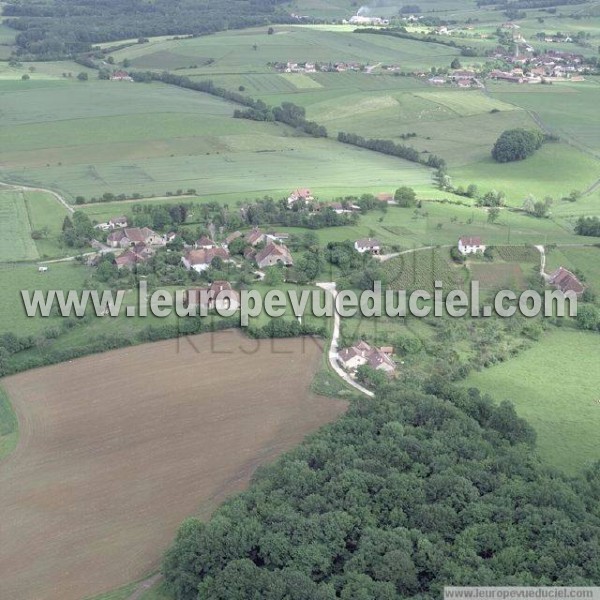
xmin=575 ymin=217 xmax=600 ymax=237
xmin=5 ymin=0 xmax=294 ymax=59
xmin=162 ymin=382 xmax=600 ymax=599
xmin=337 ymin=131 xmax=446 ymax=169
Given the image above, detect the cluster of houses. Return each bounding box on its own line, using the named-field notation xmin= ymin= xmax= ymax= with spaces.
xmin=457 ymin=236 xmax=586 ymax=296
xmin=345 ymin=14 xmax=389 ymax=26
xmin=337 ymin=341 xmax=396 ymax=376
xmin=487 ymin=49 xmax=586 ymax=83
xmin=429 ymin=69 xmax=483 ymax=88
xmin=104 ymin=224 xmax=170 ymax=269
xmin=276 ymin=61 xmax=402 ymax=74
xmin=182 ymin=227 xmax=294 ymax=273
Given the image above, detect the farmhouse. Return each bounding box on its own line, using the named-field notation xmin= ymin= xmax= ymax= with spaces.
xmin=107 ymin=227 xmax=164 ymax=249
xmin=354 ymin=238 xmax=382 ymax=254
xmin=246 ymin=228 xmax=265 ymax=246
xmin=548 ymin=267 xmax=585 ymax=296
xmin=458 ymin=236 xmax=486 ymax=255
xmin=185 ymin=281 xmax=240 ymax=312
xmin=182 ymin=248 xmax=231 ymax=272
xmin=225 ymin=231 xmax=243 ymax=246
xmin=338 ymin=341 xmax=396 ymax=374
xmin=255 ymin=243 xmax=294 ymax=268
xmin=195 ymin=235 xmax=218 ymax=249
xmin=94 ymin=216 xmax=128 ymax=231
xmin=376 ymin=192 xmax=394 ymax=203
xmin=110 ymin=70 xmax=133 ymax=81
xmin=287 ymin=188 xmax=314 ymax=207
xmin=115 ymin=244 xmax=154 ymax=269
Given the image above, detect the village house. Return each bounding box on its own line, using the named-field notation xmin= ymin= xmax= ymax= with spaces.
xmin=195 ymin=235 xmax=218 ymax=250
xmin=354 ymin=238 xmax=382 ymax=254
xmin=376 ymin=192 xmax=394 ymax=203
xmin=246 ymin=228 xmax=266 ymax=246
xmin=458 ymin=236 xmax=486 ymax=255
xmin=165 ymin=231 xmax=178 ymax=243
xmin=224 ymin=231 xmax=243 ymax=247
xmin=181 ymin=247 xmax=231 ymax=273
xmin=107 ymin=227 xmax=165 ymax=249
xmin=329 ymin=202 xmax=359 ymax=214
xmin=110 ymin=70 xmax=133 ymax=81
xmin=255 ymin=243 xmax=294 ymax=268
xmin=265 ymin=232 xmax=290 ymax=243
xmin=115 ymin=244 xmax=154 ymax=270
xmin=94 ymin=215 xmax=129 ymax=231
xmin=338 ymin=340 xmax=396 ymax=375
xmin=548 ymin=267 xmax=585 ymax=296
xmin=185 ymin=281 xmax=240 ymax=312
xmin=287 ymin=188 xmax=314 ymax=207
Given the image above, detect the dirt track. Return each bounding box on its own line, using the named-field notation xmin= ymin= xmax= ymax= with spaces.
xmin=0 ymin=331 xmax=346 ymax=600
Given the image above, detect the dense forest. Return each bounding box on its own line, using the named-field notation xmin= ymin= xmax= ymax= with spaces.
xmin=4 ymin=0 xmax=293 ymax=58
xmin=163 ymin=383 xmax=600 ymax=599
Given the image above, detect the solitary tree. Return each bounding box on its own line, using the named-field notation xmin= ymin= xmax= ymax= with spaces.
xmin=394 ymin=186 xmax=417 ymax=207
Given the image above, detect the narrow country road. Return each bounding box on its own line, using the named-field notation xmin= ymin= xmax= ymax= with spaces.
xmin=316 ymin=282 xmax=375 ymax=398
xmin=534 ymin=245 xmax=548 ymax=280
xmin=1 ymin=181 xmax=75 ymax=213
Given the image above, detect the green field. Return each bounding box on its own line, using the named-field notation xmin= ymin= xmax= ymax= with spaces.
xmin=0 ymin=190 xmax=39 ymax=261
xmin=0 ymin=386 xmax=18 ymax=462
xmin=0 ymin=262 xmax=92 ymax=335
xmin=466 ymin=329 xmax=600 ymax=474
xmin=0 ymin=78 xmax=433 ymax=200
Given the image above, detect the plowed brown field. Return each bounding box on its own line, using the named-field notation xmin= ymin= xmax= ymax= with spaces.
xmin=0 ymin=331 xmax=346 ymax=600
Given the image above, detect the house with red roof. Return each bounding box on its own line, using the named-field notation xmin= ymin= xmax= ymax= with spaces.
xmin=548 ymin=267 xmax=585 ymax=296
xmin=458 ymin=236 xmax=486 ymax=255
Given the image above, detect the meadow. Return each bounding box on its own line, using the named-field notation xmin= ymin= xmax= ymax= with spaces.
xmin=466 ymin=329 xmax=600 ymax=474
xmin=0 ymin=262 xmax=92 ymax=335
xmin=0 ymin=77 xmax=432 ymax=201
xmin=0 ymin=190 xmax=39 ymax=262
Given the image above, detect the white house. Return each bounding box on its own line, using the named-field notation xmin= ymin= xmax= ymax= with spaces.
xmin=354 ymin=238 xmax=382 ymax=254
xmin=458 ymin=236 xmax=486 ymax=255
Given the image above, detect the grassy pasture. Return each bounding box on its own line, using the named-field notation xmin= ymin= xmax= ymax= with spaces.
xmin=0 ymin=262 xmax=92 ymax=335
xmin=0 ymin=190 xmax=39 ymax=262
xmin=488 ymin=80 xmax=600 ymax=156
xmin=111 ymin=26 xmax=461 ymax=72
xmin=0 ymin=78 xmax=432 ymax=200
xmin=453 ymin=143 xmax=600 ymax=206
xmin=23 ymin=191 xmax=71 ymax=259
xmin=466 ymin=328 xmax=600 ymax=474
xmin=0 ymin=332 xmax=346 ymax=600
xmin=0 ymin=386 xmax=18 ymax=462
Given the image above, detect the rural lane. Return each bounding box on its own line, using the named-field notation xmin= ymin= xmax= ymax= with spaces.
xmin=316 ymin=282 xmax=375 ymax=398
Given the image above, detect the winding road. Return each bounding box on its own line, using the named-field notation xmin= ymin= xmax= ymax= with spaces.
xmin=316 ymin=282 xmax=375 ymax=398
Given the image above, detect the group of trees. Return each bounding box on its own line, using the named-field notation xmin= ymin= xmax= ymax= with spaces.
xmin=162 ymin=383 xmax=600 ymax=599
xmin=235 ymin=101 xmax=328 ymax=137
xmin=61 ymin=211 xmax=94 ymax=247
xmin=491 ymin=128 xmax=545 ymax=163
xmin=575 ymin=216 xmax=600 ymax=237
xmin=337 ymin=132 xmax=446 ymax=169
xmin=6 ymin=0 xmax=294 ymax=59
